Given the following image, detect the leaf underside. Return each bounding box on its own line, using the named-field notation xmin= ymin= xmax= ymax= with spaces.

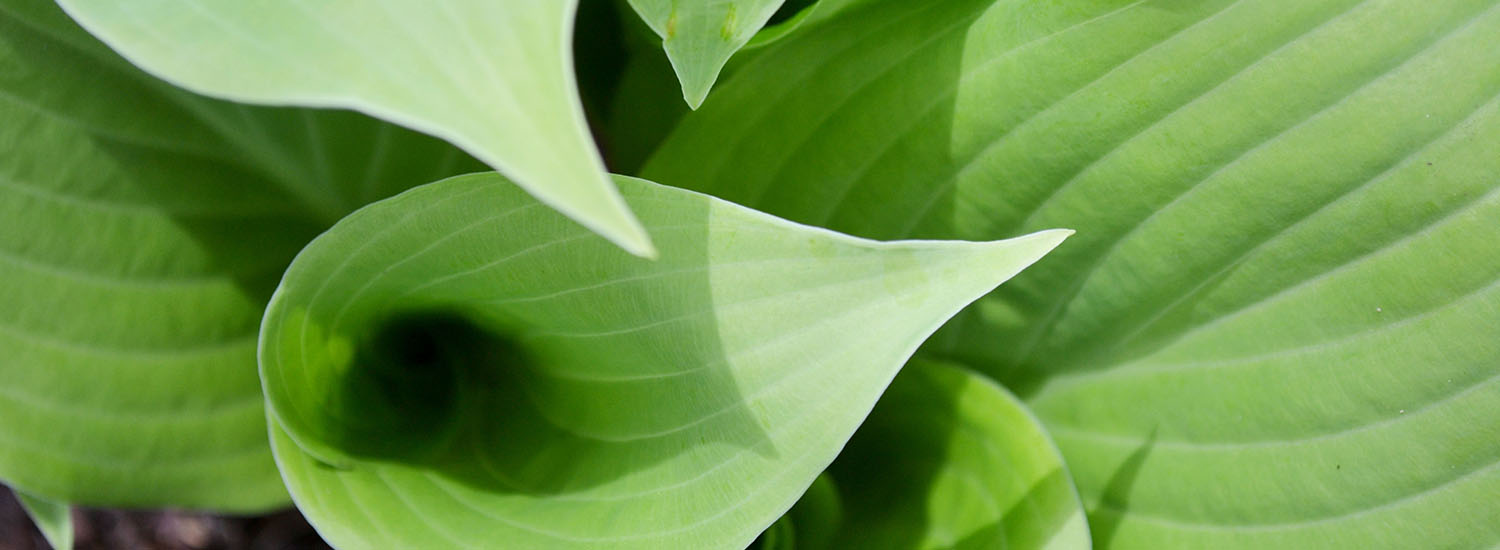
xmin=626 ymin=0 xmax=787 ymax=108
xmin=55 ymin=0 xmax=655 ymax=256
xmin=644 ymin=0 xmax=1500 ymax=547
xmin=0 ymin=0 xmax=479 ymax=511
xmin=261 ymin=173 xmax=1067 ymax=549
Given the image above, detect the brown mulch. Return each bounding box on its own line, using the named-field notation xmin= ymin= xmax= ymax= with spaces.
xmin=0 ymin=486 xmax=330 ymax=550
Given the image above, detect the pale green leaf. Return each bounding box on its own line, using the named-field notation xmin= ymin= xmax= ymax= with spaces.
xmin=15 ymin=490 xmax=72 ymax=550
xmin=644 ymin=0 xmax=1500 ymax=547
xmin=0 ymin=0 xmax=478 ymax=511
xmin=55 ymin=0 xmax=655 ymax=256
xmin=261 ymin=173 xmax=1067 ymax=549
xmin=627 ymin=0 xmax=787 ymax=108
xmin=773 ymin=359 xmax=1090 ymax=550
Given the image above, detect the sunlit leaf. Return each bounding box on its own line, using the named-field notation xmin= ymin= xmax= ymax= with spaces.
xmin=262 ymin=173 xmax=1068 ymax=549
xmin=644 ymin=0 xmax=1500 ymax=546
xmin=56 ymin=0 xmax=655 ymax=256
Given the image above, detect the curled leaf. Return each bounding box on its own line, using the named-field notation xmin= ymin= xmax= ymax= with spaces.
xmin=261 ymin=173 xmax=1068 ymax=549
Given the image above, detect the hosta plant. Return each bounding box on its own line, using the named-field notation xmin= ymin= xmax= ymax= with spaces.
xmin=1 ymin=0 xmax=1496 ymax=549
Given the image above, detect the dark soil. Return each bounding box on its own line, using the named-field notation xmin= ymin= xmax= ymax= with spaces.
xmin=0 ymin=486 xmax=330 ymax=550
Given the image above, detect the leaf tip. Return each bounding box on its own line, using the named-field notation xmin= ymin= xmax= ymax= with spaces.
xmin=680 ymin=75 xmax=714 ymax=110
xmin=1019 ymin=227 xmax=1075 ymax=255
xmin=966 ymin=227 xmax=1073 ymax=282
xmin=610 ymin=220 xmax=661 ymax=259
xmin=16 ymin=491 xmax=72 ymax=550
xmin=660 ymin=45 xmax=724 ymax=110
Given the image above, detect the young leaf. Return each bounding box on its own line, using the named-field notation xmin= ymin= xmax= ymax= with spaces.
xmin=644 ymin=0 xmax=1500 ymax=547
xmin=54 ymin=0 xmax=655 ymax=257
xmin=775 ymin=359 xmax=1090 ymax=550
xmin=260 ymin=174 xmax=1068 ymax=549
xmin=15 ymin=490 xmax=72 ymax=550
xmin=626 ymin=0 xmax=788 ymax=108
xmin=0 ymin=1 xmax=478 ymax=511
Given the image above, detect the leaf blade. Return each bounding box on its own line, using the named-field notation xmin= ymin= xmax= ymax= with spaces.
xmin=641 ymin=0 xmax=1500 ymax=546
xmin=261 ymin=173 xmax=1066 ymax=549
xmin=55 ymin=0 xmax=655 ymax=256
xmin=0 ymin=0 xmax=481 ymax=511
xmin=626 ymin=0 xmax=788 ymax=108
xmin=782 ymin=359 xmax=1090 ymax=550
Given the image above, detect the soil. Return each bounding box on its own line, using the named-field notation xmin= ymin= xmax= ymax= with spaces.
xmin=0 ymin=486 xmax=330 ymax=550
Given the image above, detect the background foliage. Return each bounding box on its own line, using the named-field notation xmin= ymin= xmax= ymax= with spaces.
xmin=2 ymin=0 xmax=1497 ymax=548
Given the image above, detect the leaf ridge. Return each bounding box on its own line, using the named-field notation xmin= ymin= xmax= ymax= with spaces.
xmin=1004 ymin=0 xmax=1497 ymax=367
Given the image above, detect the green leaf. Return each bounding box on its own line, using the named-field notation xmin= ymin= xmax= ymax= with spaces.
xmin=626 ymin=0 xmax=787 ymax=108
xmin=55 ymin=0 xmax=655 ymax=257
xmin=741 ymin=0 xmax=823 ymax=51
xmin=643 ymin=0 xmax=1500 ymax=547
xmin=779 ymin=359 xmax=1090 ymax=550
xmin=261 ymin=173 xmax=1068 ymax=549
xmin=0 ymin=0 xmax=478 ymax=511
xmin=604 ymin=39 xmax=691 ymax=175
xmin=15 ymin=490 xmax=72 ymax=550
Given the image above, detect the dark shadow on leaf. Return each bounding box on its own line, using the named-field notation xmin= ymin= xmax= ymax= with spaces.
xmin=820 ymin=363 xmax=963 ymax=550
xmin=945 ymin=467 xmax=1080 ymax=550
xmin=274 ymin=180 xmax=776 ymax=496
xmin=1089 ymin=427 xmax=1157 ymax=549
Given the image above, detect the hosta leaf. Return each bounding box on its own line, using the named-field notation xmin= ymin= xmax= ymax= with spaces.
xmin=15 ymin=490 xmax=71 ymax=550
xmin=0 ymin=0 xmax=478 ymax=511
xmin=605 ymin=40 xmax=691 ymax=175
xmin=644 ymin=0 xmax=1500 ymax=547
xmin=55 ymin=0 xmax=655 ymax=257
xmin=260 ymin=173 xmax=1068 ymax=549
xmin=773 ymin=359 xmax=1090 ymax=550
xmin=626 ymin=0 xmax=787 ymax=108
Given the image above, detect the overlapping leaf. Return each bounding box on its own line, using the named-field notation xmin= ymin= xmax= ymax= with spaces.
xmin=0 ymin=0 xmax=478 ymax=511
xmin=644 ymin=0 xmax=1500 ymax=547
xmin=626 ymin=0 xmax=787 ymax=108
xmin=766 ymin=359 xmax=1090 ymax=550
xmin=56 ymin=0 xmax=655 ymax=256
xmin=260 ymin=173 xmax=1067 ymax=549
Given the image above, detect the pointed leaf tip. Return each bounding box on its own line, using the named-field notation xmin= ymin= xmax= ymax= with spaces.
xmin=259 ymin=174 xmax=1063 ymax=549
xmin=638 ymin=0 xmax=1500 ymax=545
xmin=16 ymin=491 xmax=72 ymax=550
xmin=628 ymin=0 xmax=789 ymax=109
xmin=57 ymin=0 xmax=650 ymax=256
xmin=596 ymin=210 xmax=659 ymax=258
xmin=683 ymin=79 xmax=711 ymax=111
